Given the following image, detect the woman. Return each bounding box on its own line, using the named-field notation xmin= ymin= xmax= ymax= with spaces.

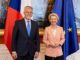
xmin=43 ymin=13 xmax=65 ymax=60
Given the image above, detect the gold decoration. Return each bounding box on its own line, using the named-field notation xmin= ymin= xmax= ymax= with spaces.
xmin=68 ymin=28 xmax=72 ymax=32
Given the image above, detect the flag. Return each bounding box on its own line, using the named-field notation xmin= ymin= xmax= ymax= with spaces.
xmin=4 ymin=0 xmax=48 ymax=52
xmin=4 ymin=0 xmax=32 ymax=52
xmin=52 ymin=0 xmax=79 ymax=60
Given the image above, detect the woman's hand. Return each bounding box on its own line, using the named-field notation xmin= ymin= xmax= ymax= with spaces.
xmin=48 ymin=42 xmax=60 ymax=48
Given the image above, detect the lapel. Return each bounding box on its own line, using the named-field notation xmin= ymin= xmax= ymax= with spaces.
xmin=21 ymin=19 xmax=34 ymax=38
xmin=30 ymin=20 xmax=34 ymax=38
xmin=49 ymin=26 xmax=58 ymax=38
xmin=21 ymin=19 xmax=28 ymax=38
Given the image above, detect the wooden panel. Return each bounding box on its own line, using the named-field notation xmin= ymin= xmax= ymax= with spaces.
xmin=0 ymin=29 xmax=80 ymax=44
xmin=0 ymin=36 xmax=4 ymax=44
xmin=78 ymin=35 xmax=80 ymax=43
xmin=0 ymin=29 xmax=4 ymax=44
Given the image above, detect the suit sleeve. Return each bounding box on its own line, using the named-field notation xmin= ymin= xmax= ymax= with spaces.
xmin=59 ymin=27 xmax=65 ymax=46
xmin=35 ymin=22 xmax=40 ymax=52
xmin=12 ymin=21 xmax=19 ymax=51
xmin=43 ymin=28 xmax=50 ymax=46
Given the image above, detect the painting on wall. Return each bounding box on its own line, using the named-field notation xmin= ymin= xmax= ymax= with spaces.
xmin=0 ymin=0 xmax=54 ymax=28
xmin=0 ymin=0 xmax=80 ymax=29
xmin=73 ymin=0 xmax=80 ymax=29
xmin=0 ymin=0 xmax=10 ymax=29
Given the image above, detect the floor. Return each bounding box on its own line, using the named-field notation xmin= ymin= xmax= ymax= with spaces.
xmin=37 ymin=44 xmax=46 ymax=60
xmin=0 ymin=43 xmax=46 ymax=60
xmin=0 ymin=43 xmax=80 ymax=60
xmin=38 ymin=44 xmax=80 ymax=60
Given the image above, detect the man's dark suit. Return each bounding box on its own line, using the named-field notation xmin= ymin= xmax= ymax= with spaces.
xmin=12 ymin=19 xmax=40 ymax=60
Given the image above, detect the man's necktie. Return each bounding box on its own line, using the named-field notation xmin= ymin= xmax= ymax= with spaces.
xmin=27 ymin=21 xmax=30 ymax=36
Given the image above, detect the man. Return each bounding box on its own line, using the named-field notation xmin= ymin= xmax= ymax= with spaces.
xmin=12 ymin=6 xmax=40 ymax=60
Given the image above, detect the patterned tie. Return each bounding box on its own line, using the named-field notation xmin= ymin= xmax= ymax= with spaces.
xmin=27 ymin=21 xmax=30 ymax=36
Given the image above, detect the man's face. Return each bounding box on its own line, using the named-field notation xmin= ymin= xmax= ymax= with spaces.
xmin=24 ymin=7 xmax=33 ymax=20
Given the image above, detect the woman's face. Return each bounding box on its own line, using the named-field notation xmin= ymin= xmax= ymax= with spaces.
xmin=49 ymin=15 xmax=58 ymax=26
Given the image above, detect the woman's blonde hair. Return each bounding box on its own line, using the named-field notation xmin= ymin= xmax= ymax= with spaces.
xmin=48 ymin=13 xmax=59 ymax=20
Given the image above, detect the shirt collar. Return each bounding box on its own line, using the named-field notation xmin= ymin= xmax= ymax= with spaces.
xmin=24 ymin=19 xmax=31 ymax=23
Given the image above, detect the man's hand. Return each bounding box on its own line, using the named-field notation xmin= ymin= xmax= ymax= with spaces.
xmin=12 ymin=51 xmax=17 ymax=59
xmin=34 ymin=52 xmax=39 ymax=59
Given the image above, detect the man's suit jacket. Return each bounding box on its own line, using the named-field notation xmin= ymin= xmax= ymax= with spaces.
xmin=43 ymin=25 xmax=65 ymax=57
xmin=12 ymin=19 xmax=40 ymax=56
